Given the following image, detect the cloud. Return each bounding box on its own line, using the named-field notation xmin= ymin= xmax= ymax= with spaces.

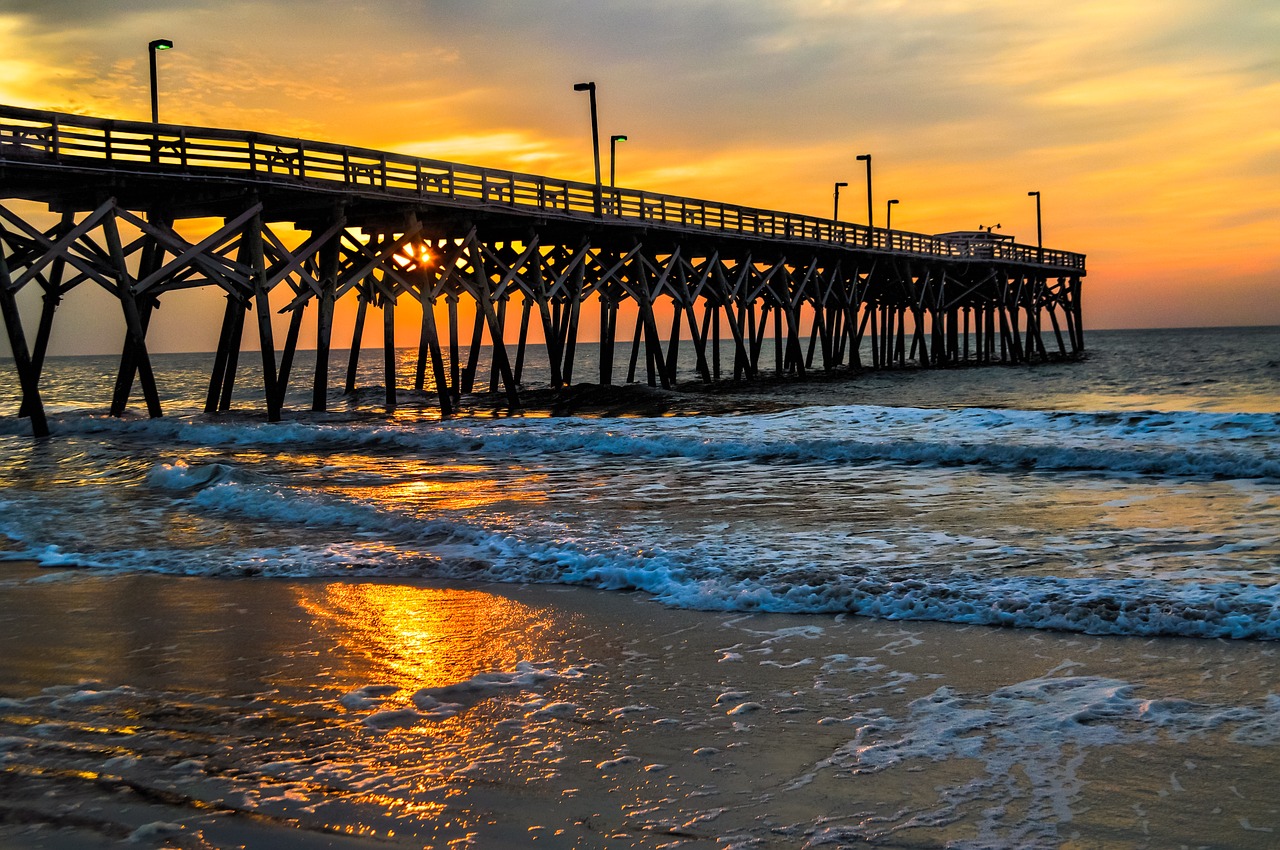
xmin=0 ymin=0 xmax=1277 ymax=342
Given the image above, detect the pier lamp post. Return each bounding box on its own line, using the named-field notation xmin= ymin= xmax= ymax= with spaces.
xmin=609 ymin=134 xmax=627 ymax=189
xmin=833 ymin=181 xmax=848 ymax=221
xmin=856 ymin=153 xmax=872 ymax=231
xmin=1028 ymin=190 xmax=1043 ymax=260
xmin=148 ymin=39 xmax=173 ymax=124
xmin=609 ymin=134 xmax=627 ymax=214
xmin=886 ymin=198 xmax=899 ymax=233
xmin=573 ymin=82 xmax=602 ymax=216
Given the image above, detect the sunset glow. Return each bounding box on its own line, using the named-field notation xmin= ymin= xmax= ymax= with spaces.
xmin=0 ymin=0 xmax=1275 ymax=354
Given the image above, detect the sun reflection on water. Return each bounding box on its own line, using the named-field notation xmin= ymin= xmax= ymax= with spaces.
xmin=314 ymin=456 xmax=548 ymax=516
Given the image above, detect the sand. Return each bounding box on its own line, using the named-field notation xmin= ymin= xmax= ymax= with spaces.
xmin=2 ymin=562 xmax=1278 ymax=849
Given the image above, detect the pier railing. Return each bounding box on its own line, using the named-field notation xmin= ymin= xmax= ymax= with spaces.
xmin=0 ymin=104 xmax=1085 ymax=271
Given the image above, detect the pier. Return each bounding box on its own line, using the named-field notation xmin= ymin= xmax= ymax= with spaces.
xmin=0 ymin=104 xmax=1086 ymax=437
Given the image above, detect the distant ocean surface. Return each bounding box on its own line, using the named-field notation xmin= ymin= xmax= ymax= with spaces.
xmin=2 ymin=325 xmax=1279 ymax=639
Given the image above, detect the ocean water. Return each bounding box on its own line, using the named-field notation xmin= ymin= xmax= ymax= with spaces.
xmin=3 ymin=327 xmax=1278 ymax=639
xmin=1 ymin=325 xmax=1279 ymax=848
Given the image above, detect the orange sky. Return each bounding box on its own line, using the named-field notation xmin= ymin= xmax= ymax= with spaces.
xmin=1 ymin=0 xmax=1277 ymax=355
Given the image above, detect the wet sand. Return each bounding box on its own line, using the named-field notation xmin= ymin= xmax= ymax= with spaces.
xmin=2 ymin=562 xmax=1278 ymax=849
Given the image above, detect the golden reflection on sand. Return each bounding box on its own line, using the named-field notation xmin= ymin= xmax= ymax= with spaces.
xmin=291 ymin=583 xmax=574 ymax=843
xmin=294 ymin=583 xmax=557 ymax=691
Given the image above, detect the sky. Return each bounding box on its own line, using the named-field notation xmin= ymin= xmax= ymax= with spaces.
xmin=1 ymin=0 xmax=1277 ymax=355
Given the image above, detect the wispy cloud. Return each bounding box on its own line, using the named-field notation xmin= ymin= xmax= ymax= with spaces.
xmin=0 ymin=0 xmax=1276 ymax=328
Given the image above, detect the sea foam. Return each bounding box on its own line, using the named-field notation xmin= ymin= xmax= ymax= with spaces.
xmin=8 ymin=404 xmax=1280 ymax=480
xmin=2 ymin=405 xmax=1279 ymax=639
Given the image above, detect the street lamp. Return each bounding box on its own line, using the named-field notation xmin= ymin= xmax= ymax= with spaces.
xmin=1028 ymin=190 xmax=1043 ymax=258
xmin=573 ymin=81 xmax=602 ymax=215
xmin=833 ymin=181 xmax=848 ymax=221
xmin=609 ymin=134 xmax=627 ymax=189
xmin=886 ymin=198 xmax=899 ymax=232
xmin=856 ymin=153 xmax=872 ymax=229
xmin=148 ymin=39 xmax=173 ymax=124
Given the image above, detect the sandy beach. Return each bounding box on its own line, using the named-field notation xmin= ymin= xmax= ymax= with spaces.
xmin=3 ymin=561 xmax=1278 ymax=849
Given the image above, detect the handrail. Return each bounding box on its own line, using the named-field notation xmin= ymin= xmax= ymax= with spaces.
xmin=0 ymin=104 xmax=1085 ymax=272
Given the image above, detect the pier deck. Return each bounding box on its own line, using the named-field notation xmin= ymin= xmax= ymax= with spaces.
xmin=0 ymin=105 xmax=1086 ymax=436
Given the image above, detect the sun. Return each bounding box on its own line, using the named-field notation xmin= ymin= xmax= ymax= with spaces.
xmin=393 ymin=243 xmax=434 ymax=270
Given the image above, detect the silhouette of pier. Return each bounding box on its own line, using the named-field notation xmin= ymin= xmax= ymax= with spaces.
xmin=0 ymin=105 xmax=1085 ymax=436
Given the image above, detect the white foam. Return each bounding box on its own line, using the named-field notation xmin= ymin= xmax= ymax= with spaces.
xmin=128 ymin=822 xmax=186 ymax=843
xmin=4 ymin=405 xmax=1279 ymax=641
xmin=796 ymin=668 xmax=1280 ymax=845
xmin=340 ymin=685 xmax=401 ymax=711
xmin=608 ymin=705 xmax=653 ymax=717
xmin=528 ymin=702 xmax=578 ymax=720
xmin=339 ymin=661 xmax=591 ymax=727
xmin=10 ymin=459 xmax=1279 ymax=638
xmin=22 ymin=404 xmax=1280 ymax=481
xmin=362 ymin=708 xmax=422 ymax=730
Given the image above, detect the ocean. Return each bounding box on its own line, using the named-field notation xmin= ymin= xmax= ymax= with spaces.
xmin=1 ymin=325 xmax=1278 ymax=848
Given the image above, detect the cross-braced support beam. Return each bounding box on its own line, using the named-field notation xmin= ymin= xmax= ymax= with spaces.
xmin=0 ymin=204 xmax=1083 ymax=436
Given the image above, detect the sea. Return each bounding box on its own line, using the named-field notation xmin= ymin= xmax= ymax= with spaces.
xmin=1 ymin=325 xmax=1278 ymax=848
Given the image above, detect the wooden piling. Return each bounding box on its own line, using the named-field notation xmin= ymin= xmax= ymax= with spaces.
xmin=0 ymin=243 xmax=48 ymax=436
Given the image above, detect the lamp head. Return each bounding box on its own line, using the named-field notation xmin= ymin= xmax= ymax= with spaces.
xmin=888 ymin=199 xmax=899 ymax=205
xmin=573 ymin=82 xmax=594 ymax=92
xmin=856 ymin=154 xmax=870 ymax=162
xmin=150 ymin=39 xmax=173 ymax=51
xmin=611 ymin=134 xmax=628 ymax=142
xmin=835 ymin=181 xmax=848 ymax=188
xmin=1028 ymin=190 xmax=1040 ymax=197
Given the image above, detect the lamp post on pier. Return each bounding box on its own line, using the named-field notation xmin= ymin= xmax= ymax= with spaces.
xmin=573 ymin=81 xmax=602 ymax=216
xmin=886 ymin=198 xmax=899 ymax=233
xmin=609 ymin=134 xmax=627 ymax=189
xmin=856 ymin=153 xmax=872 ymax=230
xmin=148 ymin=39 xmax=173 ymax=124
xmin=833 ymin=181 xmax=848 ymax=221
xmin=1028 ymin=190 xmax=1043 ymax=261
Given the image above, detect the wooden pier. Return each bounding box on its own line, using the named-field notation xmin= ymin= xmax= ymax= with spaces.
xmin=0 ymin=104 xmax=1086 ymax=436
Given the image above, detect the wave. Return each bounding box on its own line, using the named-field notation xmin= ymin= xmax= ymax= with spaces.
xmin=4 ymin=404 xmax=1280 ymax=480
xmin=2 ymin=457 xmax=1277 ymax=641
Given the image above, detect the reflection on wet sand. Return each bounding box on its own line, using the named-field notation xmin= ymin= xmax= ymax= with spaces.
xmin=283 ymin=583 xmax=594 ymax=846
xmin=0 ymin=571 xmax=595 ymax=848
xmin=296 ymin=582 xmax=557 ymax=691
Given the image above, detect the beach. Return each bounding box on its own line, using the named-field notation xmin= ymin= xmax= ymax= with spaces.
xmin=2 ymin=326 xmax=1280 ymax=848
xmin=3 ymin=564 xmax=1279 ymax=849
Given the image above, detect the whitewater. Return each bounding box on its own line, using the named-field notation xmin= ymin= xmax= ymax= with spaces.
xmin=2 ymin=328 xmax=1280 ymax=641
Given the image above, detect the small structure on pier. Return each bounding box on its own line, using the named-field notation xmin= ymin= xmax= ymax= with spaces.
xmin=0 ymin=105 xmax=1086 ymax=436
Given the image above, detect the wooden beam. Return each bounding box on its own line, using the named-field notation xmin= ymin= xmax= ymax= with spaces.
xmin=102 ymin=213 xmax=162 ymax=418
xmin=0 ymin=236 xmax=48 ymax=436
xmin=313 ymin=215 xmax=341 ymax=412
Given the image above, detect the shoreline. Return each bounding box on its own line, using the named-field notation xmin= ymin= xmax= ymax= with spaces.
xmin=3 ymin=565 xmax=1279 ymax=848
